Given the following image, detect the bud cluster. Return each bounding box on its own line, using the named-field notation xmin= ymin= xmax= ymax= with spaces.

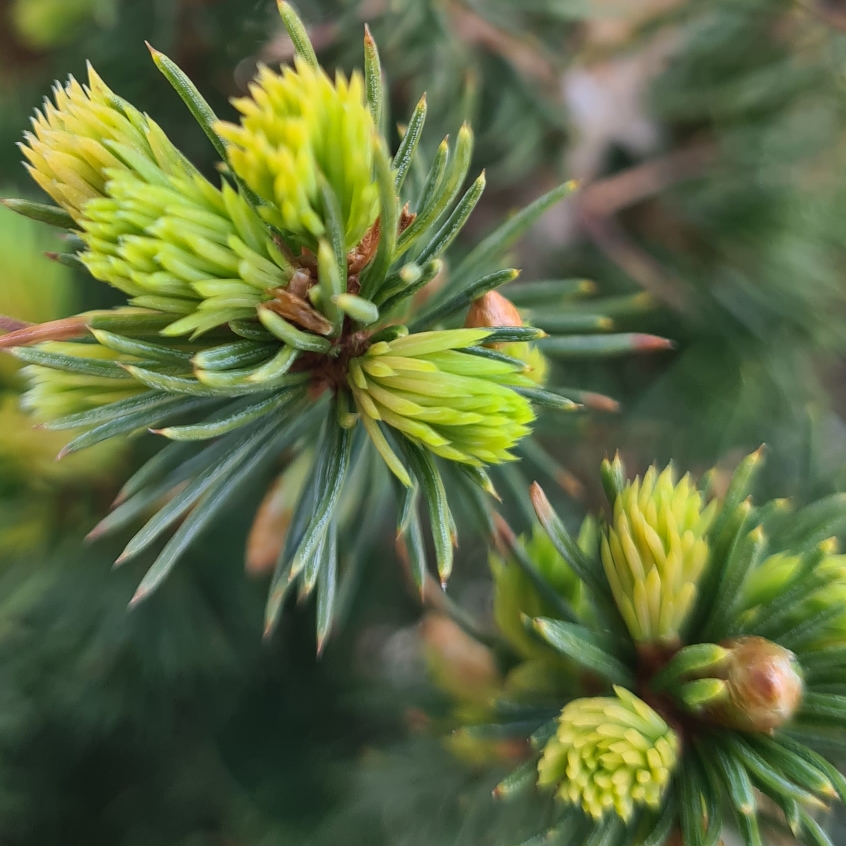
xmin=217 ymin=59 xmax=379 ymax=250
xmin=538 ymin=687 xmax=679 ymax=821
xmin=2 ymin=2 xmax=608 ymax=643
xmin=21 ymin=66 xmax=181 ymax=220
xmin=425 ymin=450 xmax=846 ymax=846
xmin=349 ymin=328 xmax=535 ymax=479
xmin=600 ymin=458 xmax=716 ymax=645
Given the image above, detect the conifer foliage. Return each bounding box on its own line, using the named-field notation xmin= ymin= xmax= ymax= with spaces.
xmin=1 ymin=2 xmax=666 ymax=646
xmin=3 ymin=3 xmax=846 ymax=846
xmin=434 ymin=451 xmax=846 ymax=846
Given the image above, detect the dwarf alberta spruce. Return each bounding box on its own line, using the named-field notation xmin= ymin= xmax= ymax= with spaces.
xmin=0 ymin=2 xmax=668 ymax=645
xmin=430 ymin=450 xmax=846 ymax=846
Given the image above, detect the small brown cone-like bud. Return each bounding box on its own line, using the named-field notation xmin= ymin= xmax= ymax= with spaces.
xmin=464 ymin=291 xmax=550 ymax=383
xmin=708 ymin=636 xmax=804 ymax=732
xmin=465 ymin=291 xmax=523 ymax=338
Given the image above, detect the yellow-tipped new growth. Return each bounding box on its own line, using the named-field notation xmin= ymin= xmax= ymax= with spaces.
xmin=347 ymin=329 xmax=536 ymax=483
xmin=20 ymin=64 xmax=182 ymax=220
xmin=537 ymin=686 xmax=679 ymax=821
xmin=20 ymin=342 xmax=146 ymax=421
xmin=217 ymin=58 xmax=379 ymax=250
xmin=600 ymin=458 xmax=717 ymax=644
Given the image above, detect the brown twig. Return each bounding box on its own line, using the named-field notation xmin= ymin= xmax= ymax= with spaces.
xmin=578 ymin=144 xmax=715 ymax=218
xmin=0 ymin=314 xmax=89 ymax=349
xmin=576 ymin=144 xmax=715 ymax=313
xmin=447 ymin=1 xmax=561 ymax=87
xmin=579 ymin=211 xmax=689 ymax=313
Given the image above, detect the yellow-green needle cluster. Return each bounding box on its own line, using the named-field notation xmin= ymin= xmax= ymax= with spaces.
xmin=347 ymin=328 xmax=535 ymax=482
xmin=739 ymin=548 xmax=846 ymax=646
xmin=21 ymin=65 xmax=180 ymax=220
xmin=80 ymin=172 xmax=292 ymax=336
xmin=455 ymin=451 xmax=846 ymax=846
xmin=600 ymin=459 xmax=716 ymax=644
xmin=22 ymin=65 xmax=292 ymax=336
xmin=217 ymin=58 xmax=379 ymax=250
xmin=1 ymin=0 xmax=592 ymax=644
xmin=490 ymin=524 xmax=585 ymax=660
xmin=537 ymin=686 xmax=679 ymax=822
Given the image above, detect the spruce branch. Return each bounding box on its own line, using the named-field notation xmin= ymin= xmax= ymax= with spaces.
xmin=0 ymin=3 xmax=668 ymax=650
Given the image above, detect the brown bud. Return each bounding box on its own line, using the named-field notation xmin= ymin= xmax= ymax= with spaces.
xmin=465 ymin=291 xmax=523 ymax=332
xmin=709 ymin=637 xmax=803 ymax=732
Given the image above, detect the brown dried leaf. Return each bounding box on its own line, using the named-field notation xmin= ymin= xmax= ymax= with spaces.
xmin=266 ymin=288 xmax=333 ymax=335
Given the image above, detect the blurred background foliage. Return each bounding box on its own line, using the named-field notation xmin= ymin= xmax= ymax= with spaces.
xmin=3 ymin=0 xmax=846 ymax=843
